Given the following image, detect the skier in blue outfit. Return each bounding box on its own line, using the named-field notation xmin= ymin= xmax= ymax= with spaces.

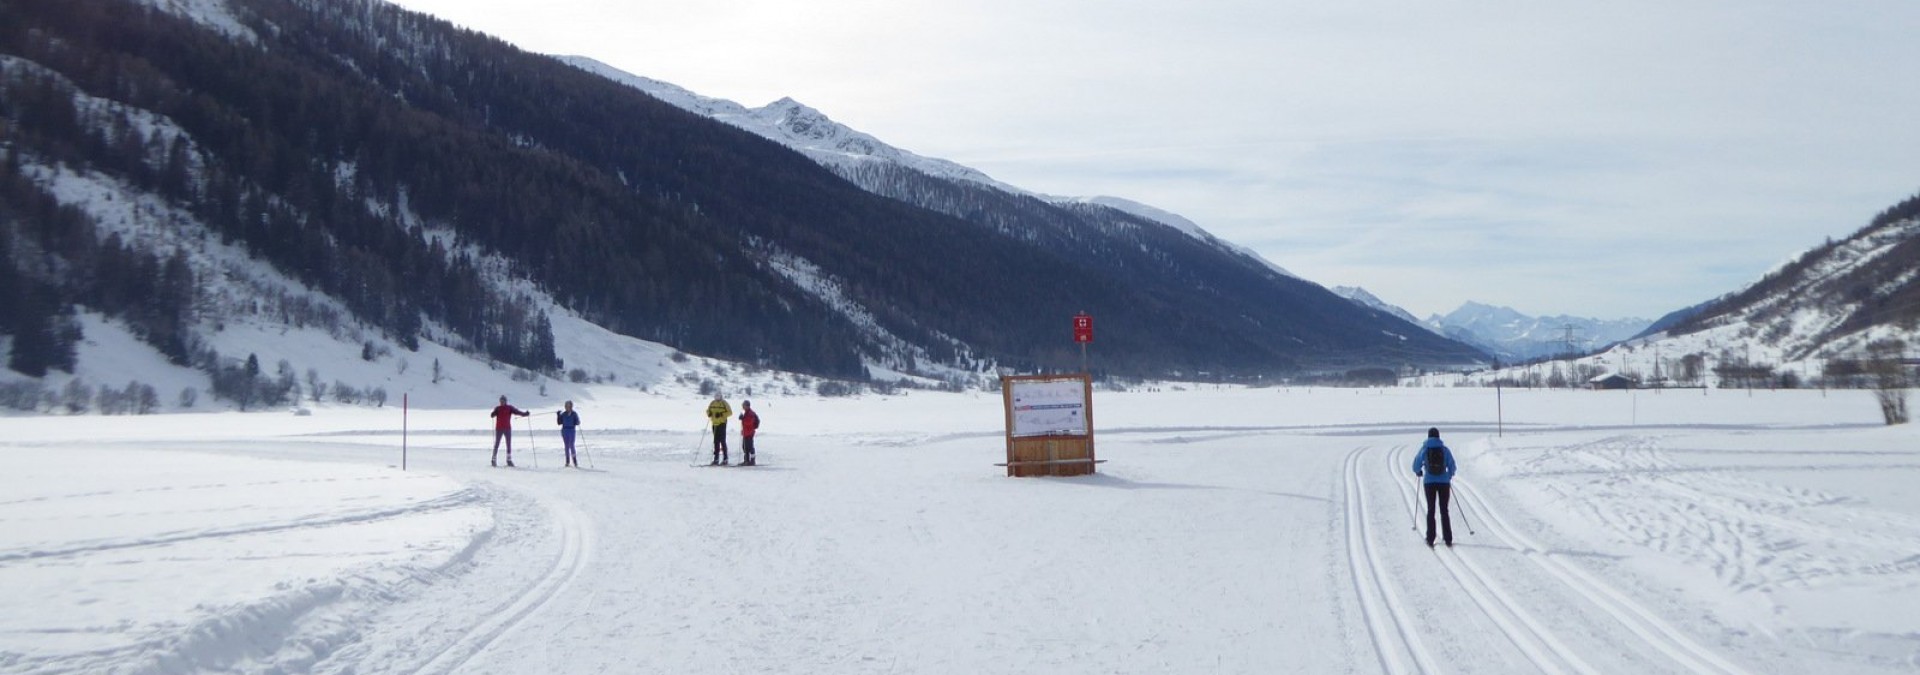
xmin=556 ymin=400 xmax=581 ymax=468
xmin=1412 ymin=427 xmax=1457 ymax=547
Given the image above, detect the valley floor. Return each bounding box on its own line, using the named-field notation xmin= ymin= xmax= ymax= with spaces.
xmin=2 ymin=387 xmax=1917 ymax=673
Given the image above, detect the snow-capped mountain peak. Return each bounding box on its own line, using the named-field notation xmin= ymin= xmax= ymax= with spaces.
xmin=556 ymin=55 xmax=1295 ymax=274
xmin=1434 ymin=301 xmax=1533 ymax=333
xmin=558 ymin=56 xmax=1006 ymax=190
xmin=1330 ymin=286 xmax=1431 ymax=332
xmin=1426 ymin=301 xmax=1652 ymax=362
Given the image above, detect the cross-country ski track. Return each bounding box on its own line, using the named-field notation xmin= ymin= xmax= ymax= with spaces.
xmin=413 ymin=495 xmax=592 ymax=675
xmin=1340 ymin=442 xmax=1754 ymax=674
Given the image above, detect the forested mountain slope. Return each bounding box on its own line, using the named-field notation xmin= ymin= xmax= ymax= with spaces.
xmin=0 ymin=0 xmax=1484 ymax=387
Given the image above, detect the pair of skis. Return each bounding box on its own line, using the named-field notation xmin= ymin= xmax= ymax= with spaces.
xmin=688 ymin=425 xmax=759 ymax=467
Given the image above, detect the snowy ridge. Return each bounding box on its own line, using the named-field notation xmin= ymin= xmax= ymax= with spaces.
xmin=1333 ymin=286 xmax=1429 ymax=328
xmin=1076 ymin=195 xmax=1298 ymax=279
xmin=558 ymin=57 xmax=1010 ymax=192
xmin=556 ymin=56 xmax=1295 ymax=273
xmin=1673 ymin=217 xmax=1920 ymax=355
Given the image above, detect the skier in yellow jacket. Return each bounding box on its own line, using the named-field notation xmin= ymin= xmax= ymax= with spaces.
xmin=706 ymin=396 xmax=733 ymax=465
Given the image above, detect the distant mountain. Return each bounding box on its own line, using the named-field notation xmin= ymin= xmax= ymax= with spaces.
xmin=1427 ymin=302 xmax=1651 ymax=363
xmin=1325 ymin=289 xmax=1652 ymax=364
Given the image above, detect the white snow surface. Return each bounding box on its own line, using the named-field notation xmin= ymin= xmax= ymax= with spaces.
xmin=4 ymin=386 xmax=1918 ymax=673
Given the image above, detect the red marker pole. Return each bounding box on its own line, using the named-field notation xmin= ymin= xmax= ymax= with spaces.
xmin=1073 ymin=312 xmax=1093 ymax=375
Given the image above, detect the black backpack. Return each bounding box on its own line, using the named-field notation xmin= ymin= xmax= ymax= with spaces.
xmin=1425 ymin=445 xmax=1447 ymax=475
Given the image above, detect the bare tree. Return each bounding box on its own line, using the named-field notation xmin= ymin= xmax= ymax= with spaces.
xmin=1866 ymin=339 xmax=1910 ymax=425
xmin=306 ymin=368 xmax=326 ymax=403
xmin=62 ymin=379 xmax=92 ymax=414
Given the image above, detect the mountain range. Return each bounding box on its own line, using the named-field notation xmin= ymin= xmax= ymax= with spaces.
xmin=0 ymin=0 xmax=1485 ymax=404
xmin=1330 ymin=288 xmax=1651 ymax=364
xmin=1415 ymin=192 xmax=1920 ymax=389
xmin=1427 ymin=303 xmax=1651 ymax=363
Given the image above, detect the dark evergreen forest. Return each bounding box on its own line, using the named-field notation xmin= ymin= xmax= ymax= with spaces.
xmin=0 ymin=0 xmax=1484 ymax=381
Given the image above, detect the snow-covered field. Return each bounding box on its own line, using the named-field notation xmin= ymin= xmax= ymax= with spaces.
xmin=3 ymin=386 xmax=1917 ymax=673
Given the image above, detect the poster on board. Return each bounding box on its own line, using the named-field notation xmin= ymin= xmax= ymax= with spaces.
xmin=1009 ymin=378 xmax=1089 ymax=437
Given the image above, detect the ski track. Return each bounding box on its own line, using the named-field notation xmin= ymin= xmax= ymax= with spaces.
xmin=0 ymin=489 xmax=481 ymax=563
xmin=1445 ymin=456 xmax=1752 ymax=675
xmin=409 ymin=497 xmax=591 ymax=675
xmin=1342 ymin=445 xmax=1443 ymax=674
xmin=0 ymin=474 xmax=424 ymax=508
xmin=1351 ymin=442 xmax=1753 ymax=675
xmin=0 ymin=472 xmax=492 ymax=675
xmin=1383 ymin=445 xmax=1601 ymax=675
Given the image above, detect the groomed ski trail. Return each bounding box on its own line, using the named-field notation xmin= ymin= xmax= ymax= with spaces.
xmin=1385 ymin=445 xmax=1601 ymax=675
xmin=412 ymin=496 xmax=592 ymax=675
xmin=1342 ymin=445 xmax=1444 ymax=674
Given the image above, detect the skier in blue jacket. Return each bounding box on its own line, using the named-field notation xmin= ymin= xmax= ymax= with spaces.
xmin=556 ymin=400 xmax=581 ymax=468
xmin=1412 ymin=427 xmax=1457 ymax=547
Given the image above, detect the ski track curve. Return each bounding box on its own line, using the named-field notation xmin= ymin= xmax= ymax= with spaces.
xmin=1451 ymin=478 xmax=1750 ymax=675
xmin=1342 ymin=445 xmax=1443 ymax=675
xmin=410 ymin=496 xmax=592 ymax=675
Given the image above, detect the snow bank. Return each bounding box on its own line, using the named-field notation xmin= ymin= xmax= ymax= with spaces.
xmin=0 ymin=445 xmax=490 ymax=672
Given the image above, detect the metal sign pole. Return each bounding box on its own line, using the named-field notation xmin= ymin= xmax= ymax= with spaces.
xmin=1073 ymin=312 xmax=1093 ymax=375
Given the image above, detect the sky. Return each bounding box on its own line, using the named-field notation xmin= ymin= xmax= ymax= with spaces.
xmin=383 ymin=0 xmax=1920 ymax=320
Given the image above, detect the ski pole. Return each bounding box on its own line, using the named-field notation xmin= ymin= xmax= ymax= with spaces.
xmin=1404 ymin=450 xmax=1421 ymax=532
xmin=690 ymin=425 xmax=709 ymax=466
xmin=1455 ymin=486 xmax=1476 ymax=536
xmin=580 ymin=427 xmax=594 ymax=469
xmin=525 ymin=414 xmax=539 ymax=469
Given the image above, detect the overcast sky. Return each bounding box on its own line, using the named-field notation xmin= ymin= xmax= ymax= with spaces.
xmin=385 ymin=0 xmax=1920 ymax=320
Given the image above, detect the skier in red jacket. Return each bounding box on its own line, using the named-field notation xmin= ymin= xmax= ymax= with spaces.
xmin=490 ymin=395 xmax=530 ymax=467
xmin=738 ymin=400 xmax=760 ymax=466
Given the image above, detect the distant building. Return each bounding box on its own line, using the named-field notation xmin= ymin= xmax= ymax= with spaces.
xmin=1589 ymin=373 xmax=1636 ymax=390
